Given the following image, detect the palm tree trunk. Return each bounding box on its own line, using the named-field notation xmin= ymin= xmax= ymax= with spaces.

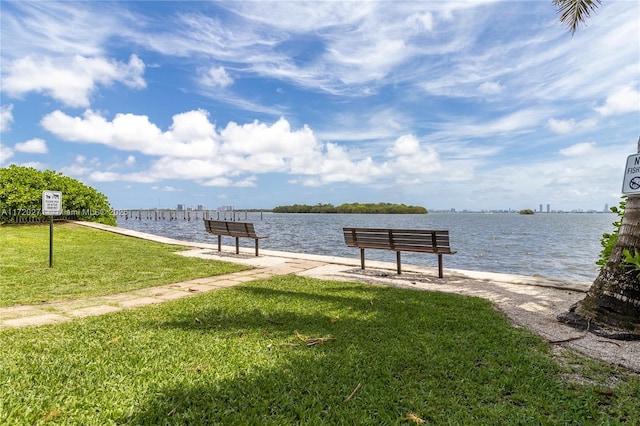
xmin=559 ymin=194 xmax=640 ymax=339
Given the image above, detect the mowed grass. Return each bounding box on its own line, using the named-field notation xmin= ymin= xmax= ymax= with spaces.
xmin=0 ymin=223 xmax=248 ymax=307
xmin=1 ymin=276 xmax=638 ymax=425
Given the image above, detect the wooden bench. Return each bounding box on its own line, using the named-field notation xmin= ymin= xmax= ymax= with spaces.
xmin=204 ymin=219 xmax=267 ymax=256
xmin=343 ymin=227 xmax=456 ymax=278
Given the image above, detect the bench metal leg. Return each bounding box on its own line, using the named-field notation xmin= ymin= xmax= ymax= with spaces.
xmin=438 ymin=254 xmax=443 ymax=278
xmin=235 ymin=237 xmax=240 ymax=254
xmin=217 ymin=235 xmax=221 ymax=252
xmin=360 ymin=248 xmax=365 ymax=269
xmin=254 ymin=239 xmax=259 ymax=256
xmin=396 ymin=251 xmax=401 ymax=274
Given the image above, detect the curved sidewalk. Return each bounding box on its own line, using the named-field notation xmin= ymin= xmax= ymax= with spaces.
xmin=2 ymin=221 xmax=638 ymax=373
xmin=0 ymin=257 xmax=327 ymax=328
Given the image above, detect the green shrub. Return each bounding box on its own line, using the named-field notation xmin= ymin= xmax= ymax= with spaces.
xmin=0 ymin=165 xmax=116 ymax=226
xmin=596 ymin=197 xmax=625 ymax=269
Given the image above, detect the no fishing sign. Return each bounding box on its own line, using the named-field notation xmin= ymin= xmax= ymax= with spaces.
xmin=42 ymin=190 xmax=63 ymax=268
xmin=622 ymin=154 xmax=640 ymax=195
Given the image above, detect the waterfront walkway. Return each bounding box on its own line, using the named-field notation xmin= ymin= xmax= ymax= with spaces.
xmin=2 ymin=221 xmax=638 ymax=372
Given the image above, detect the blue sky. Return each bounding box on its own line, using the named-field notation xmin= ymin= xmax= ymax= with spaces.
xmin=1 ymin=1 xmax=638 ymax=211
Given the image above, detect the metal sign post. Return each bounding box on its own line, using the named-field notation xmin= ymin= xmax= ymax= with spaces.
xmin=42 ymin=191 xmax=62 ymax=267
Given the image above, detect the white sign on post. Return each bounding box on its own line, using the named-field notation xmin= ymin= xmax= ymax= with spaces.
xmin=622 ymin=154 xmax=640 ymax=195
xmin=42 ymin=190 xmax=63 ymax=215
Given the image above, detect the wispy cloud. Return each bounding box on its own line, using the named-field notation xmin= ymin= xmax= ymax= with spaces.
xmin=0 ymin=1 xmax=128 ymax=58
xmin=0 ymin=104 xmax=13 ymax=132
xmin=547 ymin=118 xmax=597 ymax=134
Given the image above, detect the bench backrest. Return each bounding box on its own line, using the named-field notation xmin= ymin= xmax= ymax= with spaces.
xmin=343 ymin=227 xmax=454 ymax=254
xmin=204 ymin=220 xmax=259 ymax=238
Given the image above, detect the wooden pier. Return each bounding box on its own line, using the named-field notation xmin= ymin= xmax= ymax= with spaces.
xmin=114 ymin=209 xmax=256 ymax=222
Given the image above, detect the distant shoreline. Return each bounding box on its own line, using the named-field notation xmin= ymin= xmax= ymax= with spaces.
xmin=271 ymin=202 xmax=427 ymax=214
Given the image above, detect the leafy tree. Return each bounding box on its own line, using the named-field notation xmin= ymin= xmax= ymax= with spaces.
xmin=552 ymin=1 xmax=640 ymax=338
xmin=272 ymin=202 xmax=427 ymax=214
xmin=0 ymin=165 xmax=116 ymax=226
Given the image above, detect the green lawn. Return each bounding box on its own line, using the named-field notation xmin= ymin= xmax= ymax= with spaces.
xmin=0 ymin=223 xmax=248 ymax=307
xmin=1 ymin=276 xmax=638 ymax=425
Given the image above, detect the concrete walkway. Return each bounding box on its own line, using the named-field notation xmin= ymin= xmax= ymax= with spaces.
xmin=2 ymin=221 xmax=639 ymax=373
xmin=0 ymin=257 xmax=326 ymax=328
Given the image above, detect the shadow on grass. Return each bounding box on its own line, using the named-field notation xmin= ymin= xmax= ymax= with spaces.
xmin=117 ymin=278 xmax=610 ymax=425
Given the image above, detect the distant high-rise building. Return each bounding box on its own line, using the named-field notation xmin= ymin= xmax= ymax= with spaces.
xmin=177 ymin=204 xmax=184 ymax=211
xmin=539 ymin=204 xmax=543 ymax=213
xmin=604 ymin=203 xmax=609 ymax=213
xmin=197 ymin=204 xmax=206 ymax=211
xmin=546 ymin=204 xmax=550 ymax=213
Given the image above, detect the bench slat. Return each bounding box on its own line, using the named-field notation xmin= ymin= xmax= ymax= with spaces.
xmin=204 ymin=220 xmax=264 ymax=239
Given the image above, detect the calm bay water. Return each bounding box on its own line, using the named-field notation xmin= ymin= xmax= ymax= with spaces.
xmin=116 ymin=212 xmax=616 ymax=283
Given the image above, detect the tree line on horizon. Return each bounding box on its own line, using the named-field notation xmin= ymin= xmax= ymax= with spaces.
xmin=272 ymin=203 xmax=428 ymax=214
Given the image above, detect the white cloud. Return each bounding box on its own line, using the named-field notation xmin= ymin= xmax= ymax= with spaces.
xmin=203 ymin=176 xmax=258 ymax=188
xmin=14 ymin=138 xmax=48 ymax=154
xmin=41 ymin=109 xmax=217 ymax=157
xmin=19 ymin=161 xmax=47 ymax=169
xmin=478 ymin=81 xmax=503 ymax=95
xmin=42 ymin=107 xmax=462 ymax=188
xmin=203 ymin=177 xmax=233 ymax=187
xmin=89 ymin=172 xmax=121 ymax=182
xmin=60 ymin=164 xmax=92 ymax=177
xmin=159 ymin=186 xmax=181 ymax=192
xmin=125 ymin=155 xmax=136 ymax=167
xmin=61 ymin=155 xmax=105 ymax=178
xmin=387 ymin=134 xmax=420 ymax=157
xmin=595 ymin=84 xmax=640 ymax=116
xmin=462 ymin=143 xmax=628 ymax=210
xmin=169 ymin=110 xmax=217 ymax=143
xmin=76 ymin=156 xmax=101 ymax=165
xmin=559 ymin=142 xmax=595 ymax=157
xmin=547 ymin=118 xmax=597 ymax=134
xmin=0 ymin=104 xmax=14 ymax=132
xmin=307 ymin=143 xmax=379 ymax=185
xmin=234 ymin=176 xmax=257 ymax=188
xmin=89 ymin=171 xmax=155 ymax=183
xmin=407 ymin=12 xmax=434 ymax=32
xmin=146 ymin=157 xmax=233 ymax=181
xmin=385 ymin=134 xmax=442 ymax=176
xmin=220 ymin=117 xmax=317 ymax=156
xmin=0 ymin=146 xmax=14 ymax=165
xmin=199 ymin=66 xmax=233 ymax=88
xmin=2 ymin=54 xmax=146 ymax=107
xmin=435 ymin=109 xmax=545 ymax=140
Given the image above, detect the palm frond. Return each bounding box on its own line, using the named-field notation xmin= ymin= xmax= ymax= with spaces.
xmin=553 ymin=0 xmax=602 ymax=35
